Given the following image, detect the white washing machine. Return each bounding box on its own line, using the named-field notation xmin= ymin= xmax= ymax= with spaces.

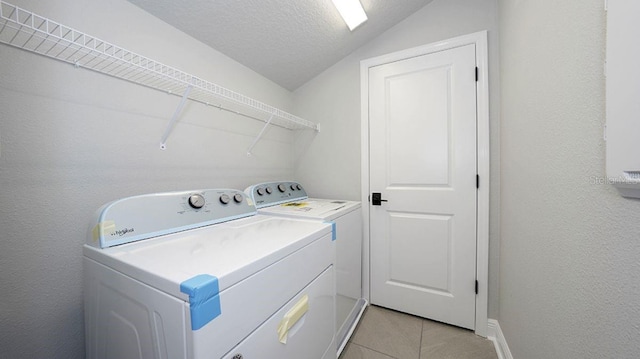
xmin=83 ymin=188 xmax=336 ymax=359
xmin=245 ymin=181 xmax=366 ymax=356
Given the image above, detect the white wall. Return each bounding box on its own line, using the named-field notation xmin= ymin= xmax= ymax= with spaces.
xmin=499 ymin=0 xmax=640 ymax=357
xmin=293 ymin=0 xmax=502 ymax=319
xmin=0 ymin=0 xmax=296 ymax=357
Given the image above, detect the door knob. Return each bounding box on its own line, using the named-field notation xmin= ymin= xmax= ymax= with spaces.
xmin=372 ymin=192 xmax=388 ymax=206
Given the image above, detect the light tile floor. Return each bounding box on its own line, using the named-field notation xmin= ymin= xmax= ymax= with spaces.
xmin=339 ymin=305 xmax=498 ymax=359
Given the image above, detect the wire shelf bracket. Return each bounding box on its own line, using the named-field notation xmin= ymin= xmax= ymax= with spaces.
xmin=247 ymin=113 xmax=275 ymax=156
xmin=160 ymin=84 xmax=193 ymax=150
xmin=0 ymin=1 xmax=320 ymax=150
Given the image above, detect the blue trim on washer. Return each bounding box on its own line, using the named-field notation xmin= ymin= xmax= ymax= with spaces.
xmin=180 ymin=274 xmax=221 ymax=330
xmin=324 ymin=221 xmax=336 ymax=241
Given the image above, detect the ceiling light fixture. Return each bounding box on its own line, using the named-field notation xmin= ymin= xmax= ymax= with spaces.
xmin=331 ymin=0 xmax=368 ymax=31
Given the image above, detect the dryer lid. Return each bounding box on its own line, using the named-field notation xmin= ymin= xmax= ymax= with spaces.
xmin=84 ymin=214 xmax=332 ymax=298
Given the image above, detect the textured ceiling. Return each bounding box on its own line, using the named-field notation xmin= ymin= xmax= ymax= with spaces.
xmin=127 ymin=0 xmax=434 ymax=90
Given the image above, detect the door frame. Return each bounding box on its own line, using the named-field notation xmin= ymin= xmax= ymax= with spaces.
xmin=360 ymin=31 xmax=490 ymax=337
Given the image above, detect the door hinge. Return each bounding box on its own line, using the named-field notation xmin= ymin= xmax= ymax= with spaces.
xmin=476 ymin=174 xmax=479 ymax=189
xmin=475 ymin=280 xmax=478 ymax=294
xmin=475 ymin=67 xmax=478 ymax=82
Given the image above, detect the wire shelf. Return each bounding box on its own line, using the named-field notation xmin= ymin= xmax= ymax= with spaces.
xmin=0 ymin=1 xmax=319 ymax=134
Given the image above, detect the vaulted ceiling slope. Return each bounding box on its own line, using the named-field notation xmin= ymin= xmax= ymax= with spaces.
xmin=127 ymin=0 xmax=434 ymax=91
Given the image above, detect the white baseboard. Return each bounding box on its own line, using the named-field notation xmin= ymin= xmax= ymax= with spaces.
xmin=487 ymin=319 xmax=513 ymax=359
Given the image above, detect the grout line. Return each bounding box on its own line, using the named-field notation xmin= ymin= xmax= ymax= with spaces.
xmin=418 ymin=319 xmax=424 ymax=359
xmin=349 ymin=343 xmax=399 ymax=359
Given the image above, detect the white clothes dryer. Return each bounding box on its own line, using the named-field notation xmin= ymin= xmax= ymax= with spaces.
xmin=245 ymin=181 xmax=366 ymax=356
xmin=83 ymin=188 xmax=336 ymax=359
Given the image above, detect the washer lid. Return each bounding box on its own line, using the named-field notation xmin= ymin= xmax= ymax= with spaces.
xmin=83 ymin=214 xmax=332 ymax=299
xmin=258 ymin=198 xmax=361 ymax=221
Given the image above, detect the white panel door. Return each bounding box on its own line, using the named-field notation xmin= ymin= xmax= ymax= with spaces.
xmin=368 ymin=44 xmax=477 ymax=329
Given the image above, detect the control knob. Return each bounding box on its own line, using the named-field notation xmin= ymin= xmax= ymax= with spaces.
xmin=219 ymin=194 xmax=231 ymax=205
xmin=233 ymin=193 xmax=243 ymax=203
xmin=265 ymin=187 xmax=273 ymax=194
xmin=290 ymin=184 xmax=297 ymax=191
xmin=296 ymin=184 xmax=302 ymax=190
xmin=188 ymin=194 xmax=206 ymax=209
xmin=278 ymin=184 xmax=286 ymax=192
xmin=257 ymin=188 xmax=264 ymax=196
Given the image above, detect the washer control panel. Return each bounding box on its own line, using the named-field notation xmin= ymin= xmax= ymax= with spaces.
xmin=88 ymin=189 xmax=256 ymax=248
xmin=244 ymin=181 xmax=308 ymax=209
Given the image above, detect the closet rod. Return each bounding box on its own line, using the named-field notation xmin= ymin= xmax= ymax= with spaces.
xmin=196 ymin=99 xmax=301 ymax=131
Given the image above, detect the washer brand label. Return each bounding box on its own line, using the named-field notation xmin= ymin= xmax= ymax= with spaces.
xmin=111 ymin=228 xmax=135 ymax=237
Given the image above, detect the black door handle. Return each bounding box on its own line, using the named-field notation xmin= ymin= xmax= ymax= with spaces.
xmin=372 ymin=192 xmax=388 ymax=206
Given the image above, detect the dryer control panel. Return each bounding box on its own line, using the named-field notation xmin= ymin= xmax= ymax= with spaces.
xmin=245 ymin=181 xmax=308 ymax=209
xmin=87 ymin=189 xmax=256 ymax=248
